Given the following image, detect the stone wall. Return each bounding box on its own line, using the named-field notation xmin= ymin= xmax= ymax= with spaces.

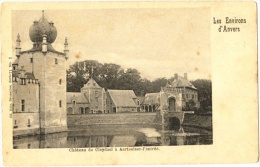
xmin=12 ymin=81 xmax=39 ymax=113
xmin=13 ymin=112 xmax=40 ymax=136
xmin=182 ymin=113 xmax=212 ymax=130
xmin=67 ymin=113 xmax=158 ymax=127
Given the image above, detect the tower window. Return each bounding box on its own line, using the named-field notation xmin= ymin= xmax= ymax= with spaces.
xmin=14 ymin=120 xmax=18 ymax=128
xmin=55 ymin=58 xmax=58 ymax=64
xmin=30 ymin=58 xmax=33 ymax=63
xmin=59 ymin=79 xmax=62 ymax=85
xmin=59 ymin=100 xmax=62 ymax=108
xmin=21 ymin=100 xmax=25 ymax=112
xmin=27 ymin=119 xmax=31 ymax=127
xmin=73 ymin=101 xmax=76 ymax=105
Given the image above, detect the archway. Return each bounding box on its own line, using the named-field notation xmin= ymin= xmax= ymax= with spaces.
xmin=168 ymin=97 xmax=176 ymax=112
xmin=168 ymin=117 xmax=180 ymax=130
xmin=67 ymin=107 xmax=73 ymax=114
xmin=148 ymin=105 xmax=152 ymax=112
xmin=85 ymin=107 xmax=90 ymax=114
xmin=79 ymin=107 xmax=84 ymax=114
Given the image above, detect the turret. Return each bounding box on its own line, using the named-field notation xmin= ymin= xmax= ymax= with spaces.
xmin=64 ymin=37 xmax=69 ymax=59
xmin=15 ymin=34 xmax=21 ymax=58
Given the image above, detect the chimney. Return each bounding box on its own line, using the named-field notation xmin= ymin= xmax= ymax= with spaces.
xmin=174 ymin=73 xmax=178 ymax=80
xmin=184 ymin=73 xmax=188 ymax=80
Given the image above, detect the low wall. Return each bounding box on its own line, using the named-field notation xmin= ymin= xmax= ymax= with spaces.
xmin=67 ymin=113 xmax=159 ymax=127
xmin=182 ymin=113 xmax=212 ymax=130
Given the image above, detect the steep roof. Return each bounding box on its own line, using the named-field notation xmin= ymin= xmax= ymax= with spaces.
xmin=66 ymin=92 xmax=89 ymax=103
xmin=107 ymin=89 xmax=137 ymax=107
xmin=170 ymin=76 xmax=197 ymax=90
xmin=143 ymin=93 xmax=160 ymax=105
xmin=82 ymin=78 xmax=101 ymax=89
xmin=25 ymin=73 xmax=35 ymax=79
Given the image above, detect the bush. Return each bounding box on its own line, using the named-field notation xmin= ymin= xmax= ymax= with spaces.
xmin=195 ymin=108 xmax=208 ymax=114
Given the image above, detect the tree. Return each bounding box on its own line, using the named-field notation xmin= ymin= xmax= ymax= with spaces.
xmin=66 ymin=60 xmax=103 ymax=92
xmin=98 ymin=63 xmax=124 ymax=89
xmin=117 ymin=68 xmax=142 ymax=94
xmin=151 ymin=78 xmax=168 ymax=92
xmin=191 ymin=79 xmax=212 ymax=111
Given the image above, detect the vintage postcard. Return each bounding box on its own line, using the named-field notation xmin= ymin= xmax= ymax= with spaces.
xmin=1 ymin=1 xmax=258 ymax=166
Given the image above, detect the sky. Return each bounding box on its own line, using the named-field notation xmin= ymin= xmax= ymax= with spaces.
xmin=12 ymin=9 xmax=211 ymax=81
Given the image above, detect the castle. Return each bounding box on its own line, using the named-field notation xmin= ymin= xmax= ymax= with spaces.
xmin=12 ymin=11 xmax=199 ymax=136
xmin=12 ymin=11 xmax=68 ymax=136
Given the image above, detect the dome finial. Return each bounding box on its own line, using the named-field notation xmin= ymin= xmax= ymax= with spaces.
xmin=29 ymin=10 xmax=57 ymax=44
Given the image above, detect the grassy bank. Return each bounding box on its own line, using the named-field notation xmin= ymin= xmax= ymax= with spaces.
xmin=182 ymin=113 xmax=212 ymax=130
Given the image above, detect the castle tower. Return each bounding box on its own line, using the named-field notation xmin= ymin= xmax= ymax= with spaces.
xmin=13 ymin=11 xmax=69 ymax=134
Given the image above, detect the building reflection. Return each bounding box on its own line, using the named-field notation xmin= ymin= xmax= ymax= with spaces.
xmin=13 ymin=126 xmax=211 ymax=149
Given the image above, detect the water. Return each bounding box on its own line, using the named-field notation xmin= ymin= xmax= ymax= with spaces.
xmin=13 ymin=125 xmax=212 ymax=149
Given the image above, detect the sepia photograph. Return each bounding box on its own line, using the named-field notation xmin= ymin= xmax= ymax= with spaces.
xmin=12 ymin=9 xmax=212 ymax=148
xmin=2 ymin=2 xmax=258 ymax=166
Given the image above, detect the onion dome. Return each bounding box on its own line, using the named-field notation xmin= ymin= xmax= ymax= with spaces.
xmin=29 ymin=10 xmax=57 ymax=44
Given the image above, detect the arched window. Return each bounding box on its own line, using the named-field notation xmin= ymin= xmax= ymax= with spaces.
xmin=168 ymin=97 xmax=176 ymax=112
xmin=67 ymin=107 xmax=73 ymax=114
xmin=79 ymin=107 xmax=84 ymax=114
xmin=85 ymin=107 xmax=90 ymax=114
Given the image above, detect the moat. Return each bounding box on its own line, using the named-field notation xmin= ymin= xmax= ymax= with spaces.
xmin=13 ymin=125 xmax=212 ymax=149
